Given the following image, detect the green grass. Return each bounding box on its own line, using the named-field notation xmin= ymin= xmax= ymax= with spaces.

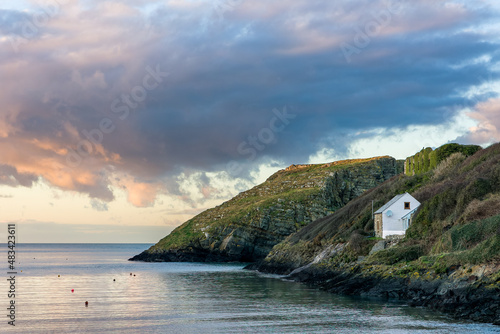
xmin=154 ymin=219 xmax=203 ymax=250
xmin=450 ymin=217 xmax=500 ymax=251
xmin=149 ymin=156 xmax=397 ymax=253
xmin=366 ymin=245 xmax=424 ymax=265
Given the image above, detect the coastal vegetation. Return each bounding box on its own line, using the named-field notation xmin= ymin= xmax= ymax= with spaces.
xmin=260 ymin=143 xmax=500 ymax=271
xmin=132 ymin=142 xmax=500 ymax=324
xmin=131 ymin=156 xmax=402 ymax=262
xmin=253 ymin=143 xmax=500 ymax=325
xmin=404 ymin=143 xmax=481 ymax=176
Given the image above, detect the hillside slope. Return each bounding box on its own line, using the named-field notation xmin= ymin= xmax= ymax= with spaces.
xmin=131 ymin=156 xmax=402 ymax=262
xmin=251 ymin=143 xmax=500 ymax=325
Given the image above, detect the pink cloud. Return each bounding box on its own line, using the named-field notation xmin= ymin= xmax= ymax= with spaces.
xmin=465 ymin=98 xmax=500 ymax=144
xmin=118 ymin=176 xmax=161 ymax=207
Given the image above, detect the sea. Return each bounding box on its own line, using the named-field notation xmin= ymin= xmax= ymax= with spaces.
xmin=1 ymin=243 xmax=498 ymax=333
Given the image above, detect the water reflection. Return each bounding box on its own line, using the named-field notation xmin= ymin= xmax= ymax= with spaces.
xmin=12 ymin=244 xmax=499 ymax=333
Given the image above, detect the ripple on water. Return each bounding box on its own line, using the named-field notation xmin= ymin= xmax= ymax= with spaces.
xmin=9 ymin=244 xmax=500 ymax=334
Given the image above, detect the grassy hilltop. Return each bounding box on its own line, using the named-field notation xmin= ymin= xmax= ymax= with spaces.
xmin=131 ymin=156 xmax=403 ymax=262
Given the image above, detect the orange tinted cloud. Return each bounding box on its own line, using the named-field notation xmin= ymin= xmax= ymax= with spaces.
xmin=0 ymin=135 xmax=115 ymax=201
xmin=117 ymin=176 xmax=160 ymax=207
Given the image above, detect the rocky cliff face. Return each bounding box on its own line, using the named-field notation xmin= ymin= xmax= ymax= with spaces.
xmin=130 ymin=156 xmax=403 ymax=262
xmin=249 ymin=143 xmax=500 ymax=325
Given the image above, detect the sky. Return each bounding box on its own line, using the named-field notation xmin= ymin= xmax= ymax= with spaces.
xmin=0 ymin=0 xmax=499 ymax=243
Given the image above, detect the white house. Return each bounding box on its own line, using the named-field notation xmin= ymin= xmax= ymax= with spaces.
xmin=374 ymin=193 xmax=420 ymax=238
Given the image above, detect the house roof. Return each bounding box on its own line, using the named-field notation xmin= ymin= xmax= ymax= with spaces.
xmin=374 ymin=193 xmax=407 ymax=214
xmin=401 ymin=207 xmax=418 ymax=220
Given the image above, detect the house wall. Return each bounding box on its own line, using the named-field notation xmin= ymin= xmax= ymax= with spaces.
xmin=374 ymin=213 xmax=383 ymax=238
xmin=381 ymin=193 xmax=420 ymax=238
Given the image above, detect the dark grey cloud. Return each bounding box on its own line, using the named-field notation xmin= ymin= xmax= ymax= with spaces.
xmin=0 ymin=0 xmax=499 ymax=204
xmin=0 ymin=165 xmax=38 ymax=187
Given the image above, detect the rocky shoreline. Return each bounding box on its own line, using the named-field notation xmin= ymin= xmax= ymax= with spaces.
xmin=246 ymin=262 xmax=500 ymax=326
xmin=128 ymin=247 xmax=252 ymax=262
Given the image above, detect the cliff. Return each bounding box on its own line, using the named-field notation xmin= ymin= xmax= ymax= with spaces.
xmin=130 ymin=156 xmax=403 ymax=262
xmin=250 ymin=143 xmax=500 ymax=325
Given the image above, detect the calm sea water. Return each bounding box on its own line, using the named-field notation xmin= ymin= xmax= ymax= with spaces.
xmin=1 ymin=243 xmax=498 ymax=333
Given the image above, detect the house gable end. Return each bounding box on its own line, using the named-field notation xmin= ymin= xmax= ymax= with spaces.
xmin=375 ymin=193 xmax=421 ymax=238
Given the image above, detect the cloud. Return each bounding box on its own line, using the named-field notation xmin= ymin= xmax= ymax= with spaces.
xmin=117 ymin=176 xmax=160 ymax=207
xmin=0 ymin=0 xmax=498 ymax=207
xmin=90 ymin=198 xmax=108 ymax=211
xmin=0 ymin=165 xmax=38 ymax=187
xmin=460 ymin=98 xmax=500 ymax=145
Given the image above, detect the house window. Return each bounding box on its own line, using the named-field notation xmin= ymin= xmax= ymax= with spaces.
xmin=404 ymin=202 xmax=410 ymax=210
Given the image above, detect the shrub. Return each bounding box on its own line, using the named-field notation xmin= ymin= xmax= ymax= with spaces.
xmin=312 ymin=232 xmax=326 ymax=246
xmin=431 ymin=215 xmax=500 ymax=254
xmin=429 ymin=150 xmax=438 ymax=169
xmin=413 ymin=179 xmax=450 ymax=203
xmin=348 ymin=231 xmax=365 ymax=254
xmin=458 ymin=194 xmax=500 ymax=223
xmin=405 ymin=144 xmax=480 ymax=176
xmin=435 ymin=143 xmax=481 ymax=163
xmin=460 ymin=143 xmax=500 ymax=173
xmin=368 ymin=244 xmax=424 ymax=265
xmin=455 ymin=177 xmax=492 ymax=214
xmin=465 ymin=234 xmax=500 ymax=264
xmin=451 ymin=216 xmax=500 ymax=251
xmin=427 ymin=234 xmax=500 ymax=270
xmin=432 ymin=152 xmax=466 ymax=181
xmin=411 ymin=187 xmax=459 ymax=237
xmin=405 ymin=158 xmax=413 ymax=176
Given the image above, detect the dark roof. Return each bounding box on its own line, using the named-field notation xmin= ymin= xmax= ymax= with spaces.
xmin=374 ymin=193 xmax=407 ymax=214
